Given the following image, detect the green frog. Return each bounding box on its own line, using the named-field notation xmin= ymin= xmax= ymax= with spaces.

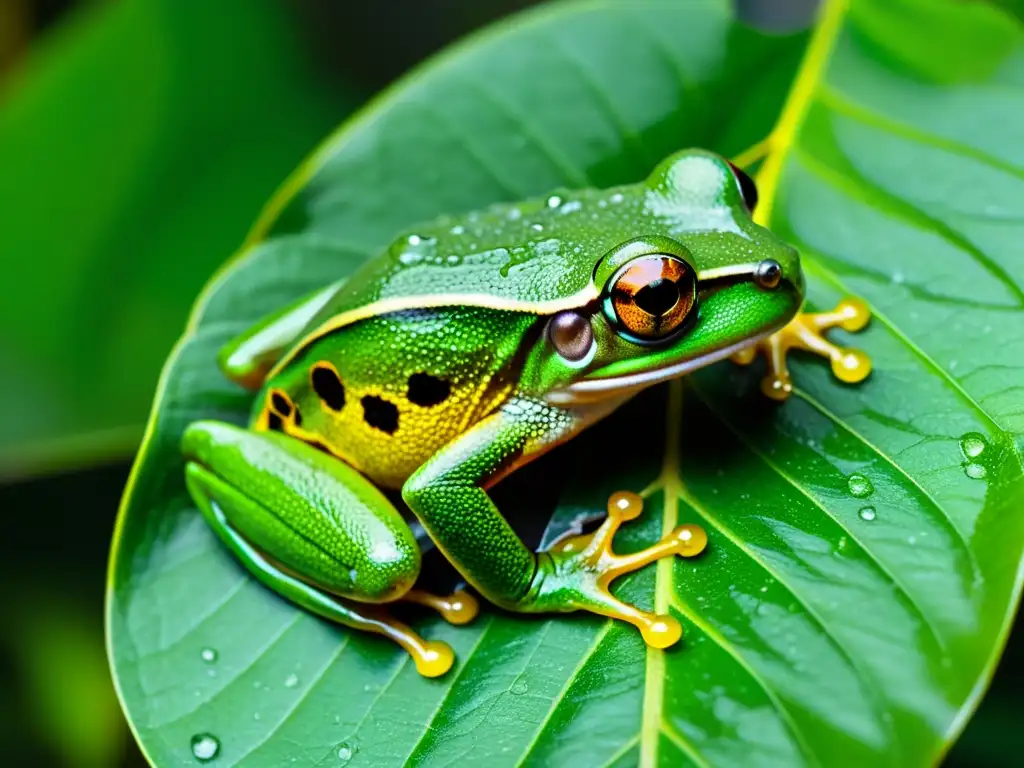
xmin=182 ymin=149 xmax=870 ymax=676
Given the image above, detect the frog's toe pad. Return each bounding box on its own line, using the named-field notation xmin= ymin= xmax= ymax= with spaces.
xmin=546 ymin=492 xmax=707 ymax=649
xmin=405 ymin=588 xmax=480 ymax=626
xmin=414 ymin=641 xmax=455 ymax=677
xmin=733 ymin=296 xmax=872 ymax=400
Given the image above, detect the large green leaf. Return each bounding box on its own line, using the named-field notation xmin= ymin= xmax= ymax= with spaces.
xmin=107 ymin=0 xmax=1024 ymax=765
xmin=0 ymin=0 xmax=354 ymax=478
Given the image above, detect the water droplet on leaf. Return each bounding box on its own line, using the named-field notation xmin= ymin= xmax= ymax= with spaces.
xmin=847 ymin=473 xmax=874 ymax=498
xmin=858 ymin=506 xmax=877 ymax=522
xmin=960 ymin=433 xmax=986 ymax=459
xmin=337 ymin=743 xmax=355 ymax=762
xmin=965 ymin=463 xmax=987 ymax=479
xmin=191 ymin=734 xmax=220 ymax=762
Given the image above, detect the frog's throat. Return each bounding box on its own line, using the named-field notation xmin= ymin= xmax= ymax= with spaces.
xmin=545 ymin=327 xmax=776 ymax=406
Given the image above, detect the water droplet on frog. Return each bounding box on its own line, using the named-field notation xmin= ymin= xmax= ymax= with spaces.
xmin=531 ymin=223 xmax=544 ymax=232
xmin=200 ymin=647 xmax=217 ymax=663
xmin=398 ymin=251 xmax=422 ymax=266
xmin=847 ymin=473 xmax=874 ymax=498
xmin=965 ymin=463 xmax=987 ymax=479
xmin=407 ymin=234 xmax=422 ymax=245
xmin=960 ymin=433 xmax=986 ymax=459
xmin=510 ymin=680 xmax=528 ymax=695
xmin=610 ymin=192 xmax=624 ymax=204
xmin=858 ymin=506 xmax=877 ymax=522
xmin=450 ymin=225 xmax=465 ymax=235
xmin=559 ymin=200 xmax=582 ymax=214
xmin=190 ymin=733 xmax=220 ymax=762
xmin=337 ymin=743 xmax=355 ymax=762
xmin=546 ymin=195 xmax=562 ymax=208
xmin=507 ymin=207 xmax=522 ymax=220
xmin=284 ymin=673 xmax=299 ymax=688
xmin=446 ymin=254 xmax=461 ymax=265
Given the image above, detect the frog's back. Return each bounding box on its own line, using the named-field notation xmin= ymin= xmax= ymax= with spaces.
xmin=253 ymin=306 xmax=537 ymax=489
xmin=285 ymin=185 xmax=643 ymax=359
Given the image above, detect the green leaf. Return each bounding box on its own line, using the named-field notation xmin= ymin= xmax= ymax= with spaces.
xmin=0 ymin=0 xmax=355 ymax=479
xmin=108 ymin=0 xmax=1024 ymax=765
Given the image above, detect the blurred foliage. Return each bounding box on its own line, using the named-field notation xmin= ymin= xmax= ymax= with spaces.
xmin=0 ymin=0 xmax=356 ymax=480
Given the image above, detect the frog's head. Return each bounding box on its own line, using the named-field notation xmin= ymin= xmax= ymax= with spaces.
xmin=528 ymin=149 xmax=803 ymax=405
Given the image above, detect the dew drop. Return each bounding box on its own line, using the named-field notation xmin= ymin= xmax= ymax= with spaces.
xmin=200 ymin=648 xmax=217 ymax=664
xmin=337 ymin=743 xmax=355 ymax=762
xmin=836 ymin=535 xmax=848 ymax=553
xmin=610 ymin=192 xmax=624 ymax=204
xmin=284 ymin=673 xmax=299 ymax=688
xmin=450 ymin=225 xmax=465 ymax=235
xmin=510 ymin=680 xmax=529 ymax=695
xmin=960 ymin=433 xmax=986 ymax=459
xmin=190 ymin=733 xmax=220 ymax=762
xmin=507 ymin=207 xmax=522 ymax=220
xmin=547 ymin=195 xmax=562 ymax=208
xmin=858 ymin=506 xmax=877 ymax=522
xmin=407 ymin=234 xmax=422 ymax=245
xmin=531 ymin=223 xmax=544 ymax=232
xmin=559 ymin=200 xmax=583 ymax=214
xmin=965 ymin=463 xmax=987 ymax=480
xmin=398 ymin=251 xmax=422 ymax=266
xmin=847 ymin=473 xmax=874 ymax=498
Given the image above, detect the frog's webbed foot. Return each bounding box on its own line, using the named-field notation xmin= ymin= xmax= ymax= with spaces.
xmin=540 ymin=492 xmax=707 ymax=648
xmin=732 ymin=297 xmax=872 ymax=401
xmin=403 ymin=588 xmax=480 ymax=626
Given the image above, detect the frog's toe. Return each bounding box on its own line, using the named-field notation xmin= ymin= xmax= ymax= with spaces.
xmin=733 ymin=296 xmax=872 ymax=399
xmin=541 ymin=491 xmax=707 ymax=649
xmin=404 ymin=588 xmax=480 ymax=626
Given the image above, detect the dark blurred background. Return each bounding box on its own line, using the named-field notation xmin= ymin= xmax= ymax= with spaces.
xmin=0 ymin=1 xmax=1016 ymax=766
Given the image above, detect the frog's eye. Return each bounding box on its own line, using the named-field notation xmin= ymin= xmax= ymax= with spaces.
xmin=726 ymin=161 xmax=758 ymax=213
xmin=606 ymin=255 xmax=697 ymax=341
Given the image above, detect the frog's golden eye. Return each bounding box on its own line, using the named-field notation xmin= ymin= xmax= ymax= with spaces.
xmin=607 ymin=255 xmax=697 ymax=341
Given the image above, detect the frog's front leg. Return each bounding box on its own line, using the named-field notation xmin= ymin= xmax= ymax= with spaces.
xmin=182 ymin=421 xmax=477 ymax=677
xmin=402 ymin=397 xmax=707 ymax=647
xmin=218 ymin=279 xmax=344 ymax=389
xmin=732 ymin=297 xmax=872 ymax=400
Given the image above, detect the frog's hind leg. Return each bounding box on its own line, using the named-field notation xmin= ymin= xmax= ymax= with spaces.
xmin=732 ymin=297 xmax=872 ymax=400
xmin=218 ymin=279 xmax=344 ymax=389
xmin=183 ymin=420 xmax=457 ymax=676
xmin=188 ymin=490 xmax=455 ymax=677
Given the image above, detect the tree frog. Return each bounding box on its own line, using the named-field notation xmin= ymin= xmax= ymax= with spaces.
xmin=182 ymin=149 xmax=870 ymax=677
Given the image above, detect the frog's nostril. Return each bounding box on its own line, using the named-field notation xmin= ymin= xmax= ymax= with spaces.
xmin=754 ymin=259 xmax=782 ymax=290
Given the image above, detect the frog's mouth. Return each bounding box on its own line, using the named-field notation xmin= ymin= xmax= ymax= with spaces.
xmin=547 ymin=279 xmax=799 ymax=405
